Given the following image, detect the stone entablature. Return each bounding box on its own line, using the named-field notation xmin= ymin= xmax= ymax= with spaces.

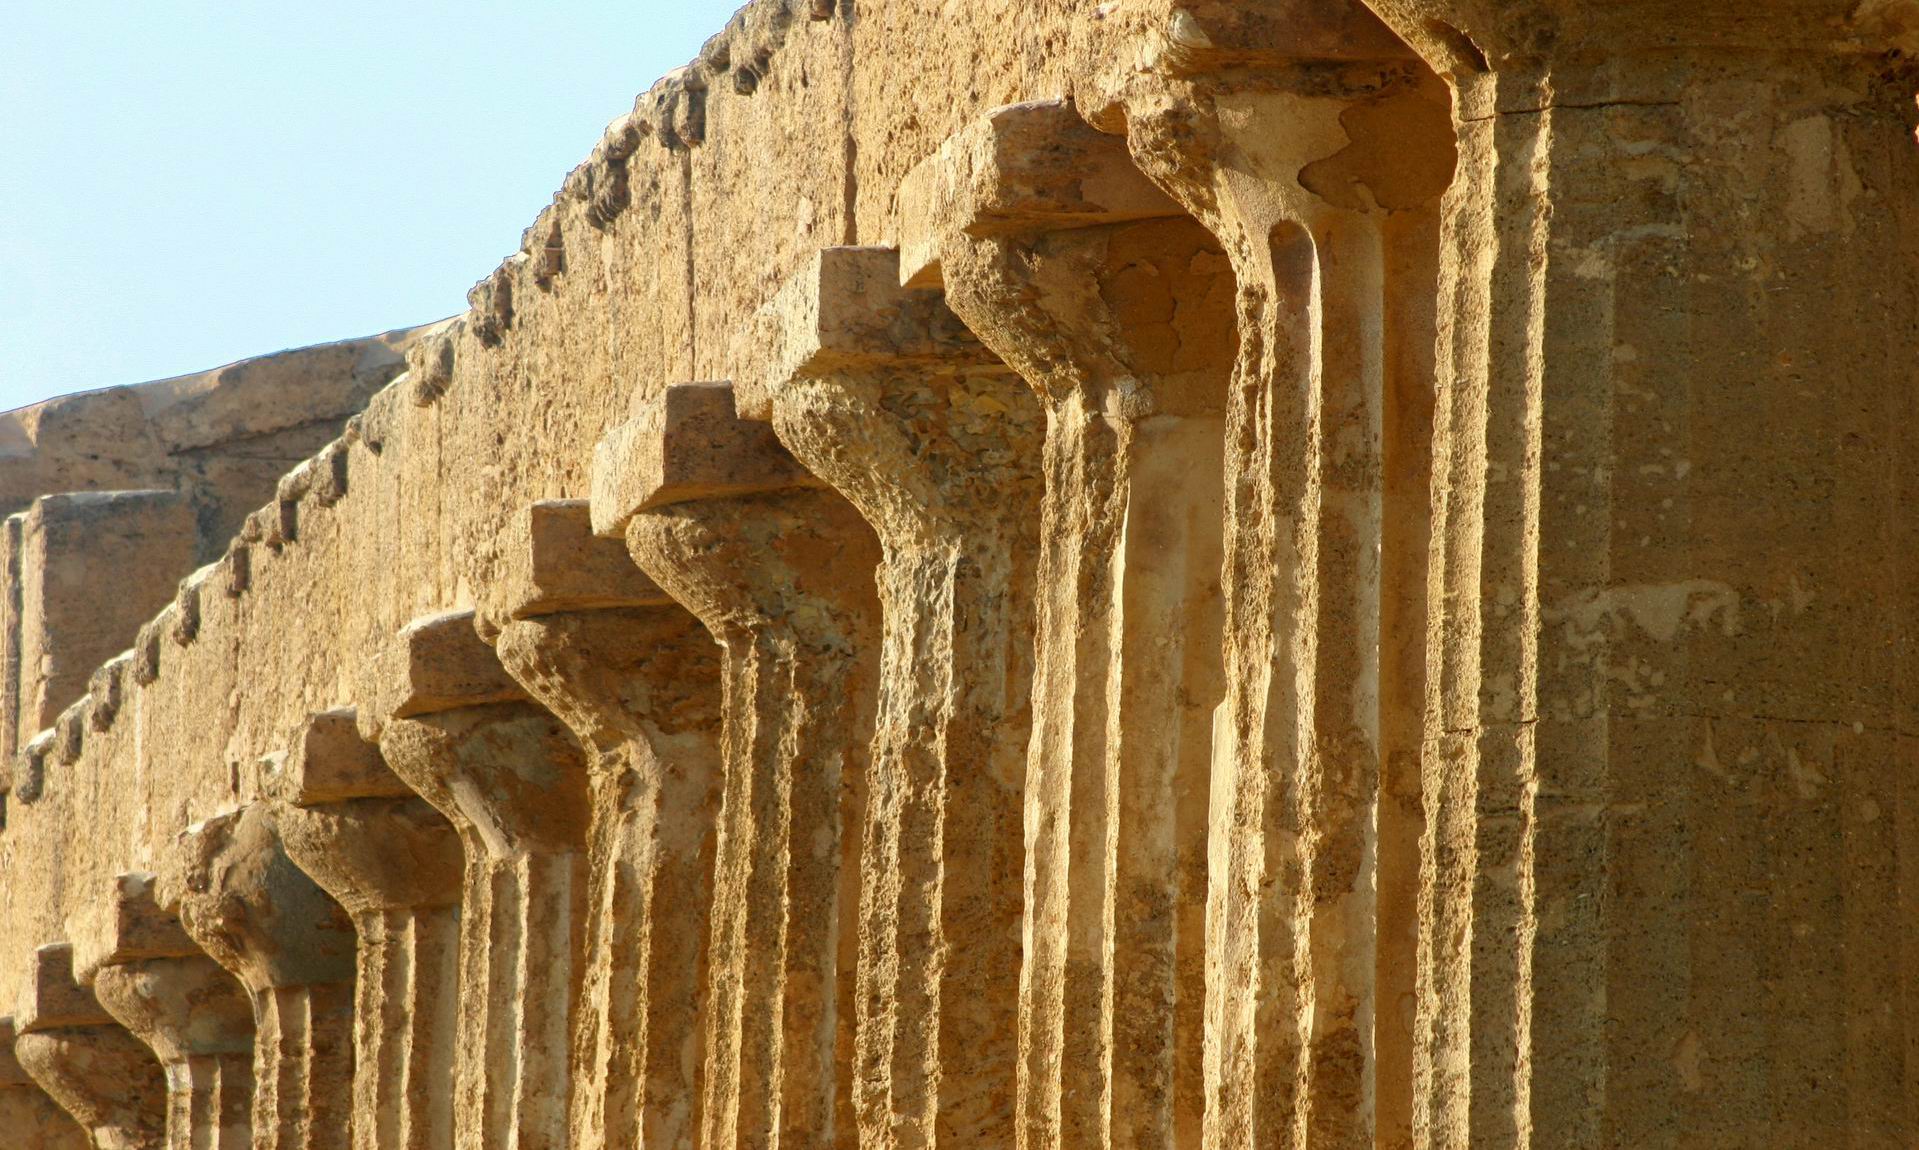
xmin=5 ymin=0 xmax=1919 ymax=1146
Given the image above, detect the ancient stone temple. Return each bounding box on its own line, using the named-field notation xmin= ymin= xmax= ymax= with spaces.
xmin=4 ymin=0 xmax=1917 ymax=1146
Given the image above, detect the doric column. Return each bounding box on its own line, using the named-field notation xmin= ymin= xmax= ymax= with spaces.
xmin=742 ymin=247 xmax=1043 ymax=1147
xmin=159 ymin=803 xmax=358 ymax=1150
xmin=267 ymin=707 xmax=464 ymax=1150
xmin=0 ymin=1017 xmax=88 ymax=1150
xmin=370 ymin=611 xmax=590 ymax=1150
xmin=69 ymin=874 xmax=254 ymax=1150
xmin=1069 ymin=7 xmax=1456 ymax=1147
xmin=895 ymin=100 xmax=1233 ymax=1150
xmin=1346 ymin=2 xmax=1919 ymax=1145
xmin=592 ymin=381 xmax=880 ymax=1150
xmin=11 ymin=943 xmax=168 ymax=1150
xmin=481 ymin=499 xmax=722 ymax=1150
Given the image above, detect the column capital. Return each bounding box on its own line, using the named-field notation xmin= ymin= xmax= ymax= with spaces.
xmin=363 ymin=610 xmax=528 ymax=740
xmin=1073 ymin=0 xmax=1419 ymax=133
xmin=899 ymin=100 xmax=1237 ymax=416
xmin=0 ymin=1017 xmax=31 ymax=1089
xmin=371 ymin=610 xmax=589 ymax=856
xmin=68 ymin=871 xmax=253 ymax=1055
xmin=896 ymin=99 xmax=1181 ymax=287
xmin=156 ymin=805 xmax=356 ymax=994
xmin=600 ymin=382 xmax=881 ymax=641
xmin=742 ymin=244 xmax=1008 ymax=420
xmin=487 ymin=500 xmax=713 ymax=756
xmin=12 ymin=944 xmax=168 ymax=1150
xmin=265 ymin=707 xmax=462 ymax=917
xmin=753 ymin=245 xmax=1041 ymax=550
xmin=68 ymin=872 xmax=254 ymax=1150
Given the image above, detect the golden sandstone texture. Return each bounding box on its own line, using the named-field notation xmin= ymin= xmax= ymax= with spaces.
xmin=4 ymin=0 xmax=1919 ymax=1147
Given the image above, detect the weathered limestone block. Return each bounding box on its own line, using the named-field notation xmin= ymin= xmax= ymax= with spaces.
xmin=1070 ymin=7 xmax=1456 ymax=1146
xmin=0 ymin=1017 xmax=88 ymax=1150
xmin=594 ymin=382 xmax=880 ymax=1150
xmin=69 ymin=874 xmax=255 ymax=1150
xmin=750 ymin=248 xmax=1043 ymax=1147
xmin=159 ymin=805 xmax=358 ymax=1150
xmin=372 ymin=612 xmax=590 ymax=1150
xmin=899 ymin=100 xmax=1234 ymax=1150
xmin=12 ymin=943 xmax=168 ymax=1150
xmin=267 ymin=708 xmax=464 ymax=1150
xmin=4 ymin=491 xmax=196 ymax=759
xmin=1346 ymin=1 xmax=1919 ymax=1145
xmin=483 ymin=501 xmax=723 ymax=1150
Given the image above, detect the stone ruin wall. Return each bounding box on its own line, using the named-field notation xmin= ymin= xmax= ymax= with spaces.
xmin=4 ymin=0 xmax=1919 ymax=1147
xmin=0 ymin=330 xmax=424 ymax=764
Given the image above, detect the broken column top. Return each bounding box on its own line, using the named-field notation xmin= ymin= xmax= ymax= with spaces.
xmin=741 ymin=246 xmax=1006 ymax=419
xmin=66 ymin=874 xmax=200 ymax=984
xmin=158 ymin=804 xmax=357 ymax=992
xmin=15 ymin=945 xmax=113 ymax=1033
xmin=590 ymin=381 xmax=819 ymax=536
xmin=478 ymin=499 xmax=671 ymax=635
xmin=263 ymin=707 xmax=413 ymax=807
xmin=896 ymin=100 xmax=1181 ymax=288
xmin=368 ymin=609 xmax=527 ymax=728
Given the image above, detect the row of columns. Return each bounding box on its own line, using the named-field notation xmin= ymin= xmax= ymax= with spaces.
xmin=10 ymin=0 xmax=1919 ymax=1146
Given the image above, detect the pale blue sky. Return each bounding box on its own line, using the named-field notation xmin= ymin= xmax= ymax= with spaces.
xmin=0 ymin=0 xmax=745 ymax=410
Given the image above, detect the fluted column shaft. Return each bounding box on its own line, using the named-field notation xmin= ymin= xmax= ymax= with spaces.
xmin=900 ymin=102 xmax=1236 ymax=1150
xmin=617 ymin=471 xmax=878 ymax=1149
xmin=485 ymin=498 xmax=724 ymax=1150
xmin=372 ymin=611 xmax=590 ymax=1150
xmin=1085 ymin=10 xmax=1454 ymax=1145
xmin=271 ymin=708 xmax=464 ymax=1150
xmin=754 ymin=246 xmax=1044 ymax=1150
xmin=161 ymin=805 xmax=358 ymax=1150
xmin=1355 ymin=3 xmax=1919 ymax=1145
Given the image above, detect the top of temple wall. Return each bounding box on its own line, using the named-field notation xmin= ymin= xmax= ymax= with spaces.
xmin=0 ymin=324 xmax=434 ymax=521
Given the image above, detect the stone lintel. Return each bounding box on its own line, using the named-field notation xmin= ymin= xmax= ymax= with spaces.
xmin=741 ymin=246 xmax=1001 ymax=418
xmin=264 ymin=707 xmax=413 ymax=807
xmin=372 ymin=610 xmax=527 ymax=725
xmin=16 ymin=946 xmax=111 ymax=1033
xmin=67 ymin=874 xmax=199 ymax=983
xmin=483 ymin=499 xmax=670 ymax=630
xmin=590 ymin=382 xmax=818 ymax=536
xmin=896 ymin=100 xmax=1181 ymax=288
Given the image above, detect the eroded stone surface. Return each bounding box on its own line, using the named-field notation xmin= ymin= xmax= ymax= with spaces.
xmin=73 ymin=873 xmax=254 ymax=1150
xmin=489 ymin=500 xmax=722 ymax=1150
xmin=14 ymin=944 xmax=168 ymax=1150
xmin=2 ymin=2 xmax=1918 ymax=1148
xmin=609 ymin=383 xmax=881 ymax=1150
xmin=374 ymin=611 xmax=590 ymax=1150
xmin=159 ymin=806 xmax=357 ymax=1150
xmin=0 ymin=1016 xmax=89 ymax=1150
xmin=269 ymin=707 xmax=463 ymax=1150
